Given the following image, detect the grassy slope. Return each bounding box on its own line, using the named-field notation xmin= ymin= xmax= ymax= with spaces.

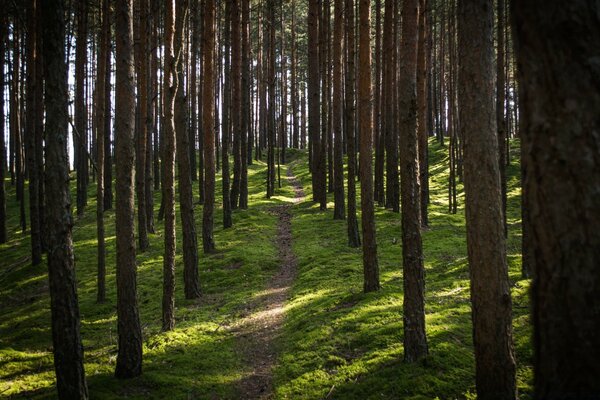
xmin=274 ymin=140 xmax=532 ymax=399
xmin=0 ymin=141 xmax=532 ymax=399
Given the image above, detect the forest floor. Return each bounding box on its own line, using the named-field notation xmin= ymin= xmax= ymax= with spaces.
xmin=0 ymin=140 xmax=532 ymax=399
xmin=233 ymin=165 xmax=305 ymax=399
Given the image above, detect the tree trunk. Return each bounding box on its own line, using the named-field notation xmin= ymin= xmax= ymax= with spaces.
xmin=114 ymin=0 xmax=143 ymax=378
xmin=457 ymin=0 xmax=516 ymax=397
xmin=345 ymin=0 xmax=360 ymax=248
xmin=96 ymin=0 xmax=109 ymax=303
xmin=174 ymin=0 xmax=201 ymax=300
xmin=0 ymin=12 xmax=6 ymax=244
xmin=398 ymin=0 xmax=428 ymax=363
xmin=75 ymin=0 xmax=88 ymax=217
xmin=230 ymin=0 xmax=242 ymax=209
xmin=513 ymin=1 xmax=600 ymax=397
xmin=202 ymin=0 xmax=216 ymax=253
xmin=332 ymin=0 xmax=345 ymax=220
xmin=26 ymin=0 xmax=42 ymax=264
xmin=497 ymin=0 xmax=507 ymax=236
xmin=162 ymin=0 xmax=177 ymax=331
xmin=358 ymin=0 xmax=380 ymax=293
xmin=373 ymin=0 xmax=385 ymax=207
xmin=222 ymin=0 xmax=233 ymax=226
xmin=41 ymin=0 xmax=89 ymax=395
xmin=308 ymin=0 xmax=321 ymax=203
xmin=239 ymin=0 xmax=250 ymax=209
xmin=134 ymin=0 xmax=149 ymax=251
xmin=417 ymin=0 xmax=429 ymax=227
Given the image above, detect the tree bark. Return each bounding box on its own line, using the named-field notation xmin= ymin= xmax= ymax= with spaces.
xmin=75 ymin=0 xmax=88 ymax=217
xmin=41 ymin=0 xmax=89 ymax=395
xmin=457 ymin=0 xmax=516 ymax=397
xmin=96 ymin=0 xmax=109 ymax=303
xmin=512 ymin=1 xmax=600 ymax=398
xmin=345 ymin=0 xmax=360 ymax=248
xmin=358 ymin=0 xmax=380 ymax=293
xmin=398 ymin=0 xmax=428 ymax=363
xmin=497 ymin=0 xmax=507 ymax=236
xmin=162 ymin=0 xmax=177 ymax=331
xmin=239 ymin=0 xmax=250 ymax=209
xmin=202 ymin=0 xmax=216 ymax=253
xmin=308 ymin=0 xmax=321 ymax=203
xmin=417 ymin=0 xmax=429 ymax=227
xmin=0 ymin=11 xmax=6 ymax=244
xmin=114 ymin=0 xmax=143 ymax=378
xmin=230 ymin=0 xmax=242 ymax=209
xmin=332 ymin=0 xmax=345 ymax=220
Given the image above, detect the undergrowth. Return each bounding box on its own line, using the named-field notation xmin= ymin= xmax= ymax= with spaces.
xmin=0 ymin=140 xmax=531 ymax=399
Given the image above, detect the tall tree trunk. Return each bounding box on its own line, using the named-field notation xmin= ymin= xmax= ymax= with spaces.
xmin=308 ymin=0 xmax=321 ymax=203
xmin=239 ymin=0 xmax=249 ymax=209
xmin=358 ymin=0 xmax=380 ymax=293
xmin=26 ymin=0 xmax=42 ymax=264
xmin=383 ymin=0 xmax=399 ymax=212
xmin=75 ymin=0 xmax=88 ymax=217
xmin=373 ymin=0 xmax=385 ymax=206
xmin=174 ymin=0 xmax=201 ymax=300
xmin=266 ymin=0 xmax=276 ymax=198
xmin=103 ymin=14 xmax=113 ymax=211
xmin=145 ymin=0 xmax=155 ymax=234
xmin=332 ymin=0 xmax=345 ymax=220
xmin=0 ymin=12 xmax=6 ymax=244
xmin=96 ymin=0 xmax=109 ymax=303
xmin=497 ymin=0 xmax=507 ymax=236
xmin=114 ymin=0 xmax=143 ymax=378
xmin=345 ymin=0 xmax=360 ymax=247
xmin=290 ymin=0 xmax=299 ymax=150
xmin=399 ymin=0 xmax=428 ymax=363
xmin=134 ymin=0 xmax=149 ymax=250
xmin=230 ymin=0 xmax=242 ymax=209
xmin=162 ymin=0 xmax=177 ymax=331
xmin=417 ymin=0 xmax=429 ymax=227
xmin=222 ymin=0 xmax=233 ymax=226
xmin=12 ymin=19 xmax=26 ymax=233
xmin=202 ymin=0 xmax=216 ymax=253
xmin=457 ymin=0 xmax=516 ymax=397
xmin=41 ymin=0 xmax=89 ymax=395
xmin=513 ymin=1 xmax=600 ymax=397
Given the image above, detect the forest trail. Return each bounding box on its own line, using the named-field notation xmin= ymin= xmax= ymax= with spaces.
xmin=232 ymin=164 xmax=305 ymax=399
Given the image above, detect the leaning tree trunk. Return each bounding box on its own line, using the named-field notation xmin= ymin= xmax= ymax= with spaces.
xmin=41 ymin=0 xmax=89 ymax=395
xmin=512 ymin=1 xmax=600 ymax=398
xmin=358 ymin=0 xmax=380 ymax=293
xmin=114 ymin=0 xmax=143 ymax=378
xmin=457 ymin=0 xmax=516 ymax=397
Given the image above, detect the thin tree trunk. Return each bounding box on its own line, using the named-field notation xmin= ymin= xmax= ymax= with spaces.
xmin=202 ymin=0 xmax=216 ymax=253
xmin=417 ymin=0 xmax=429 ymax=227
xmin=96 ymin=0 xmax=109 ymax=303
xmin=332 ymin=0 xmax=345 ymax=220
xmin=345 ymin=0 xmax=360 ymax=247
xmin=308 ymin=0 xmax=321 ymax=203
xmin=230 ymin=0 xmax=242 ymax=209
xmin=26 ymin=0 xmax=42 ymax=264
xmin=457 ymin=0 xmax=516 ymax=396
xmin=358 ymin=0 xmax=380 ymax=293
xmin=0 ymin=12 xmax=6 ymax=244
xmin=75 ymin=0 xmax=88 ymax=217
xmin=114 ymin=0 xmax=143 ymax=378
xmin=239 ymin=0 xmax=249 ymax=209
xmin=373 ymin=0 xmax=385 ymax=206
xmin=497 ymin=0 xmax=507 ymax=236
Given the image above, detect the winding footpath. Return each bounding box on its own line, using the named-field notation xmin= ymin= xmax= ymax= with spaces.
xmin=232 ymin=164 xmax=305 ymax=399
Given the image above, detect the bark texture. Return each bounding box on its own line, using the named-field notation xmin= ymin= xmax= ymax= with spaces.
xmin=458 ymin=0 xmax=516 ymax=397
xmin=399 ymin=0 xmax=428 ymax=363
xmin=42 ymin=0 xmax=89 ymax=395
xmin=114 ymin=0 xmax=143 ymax=378
xmin=358 ymin=0 xmax=380 ymax=293
xmin=512 ymin=1 xmax=600 ymax=398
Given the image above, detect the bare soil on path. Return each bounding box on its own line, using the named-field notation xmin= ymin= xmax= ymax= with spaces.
xmin=232 ymin=164 xmax=305 ymax=399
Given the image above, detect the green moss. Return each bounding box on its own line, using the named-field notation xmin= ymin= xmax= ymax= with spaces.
xmin=1 ymin=140 xmax=532 ymax=399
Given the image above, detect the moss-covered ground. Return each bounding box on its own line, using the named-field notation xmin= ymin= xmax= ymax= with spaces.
xmin=0 ymin=140 xmax=531 ymax=399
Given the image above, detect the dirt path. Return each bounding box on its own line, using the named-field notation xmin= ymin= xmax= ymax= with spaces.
xmin=232 ymin=164 xmax=305 ymax=399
